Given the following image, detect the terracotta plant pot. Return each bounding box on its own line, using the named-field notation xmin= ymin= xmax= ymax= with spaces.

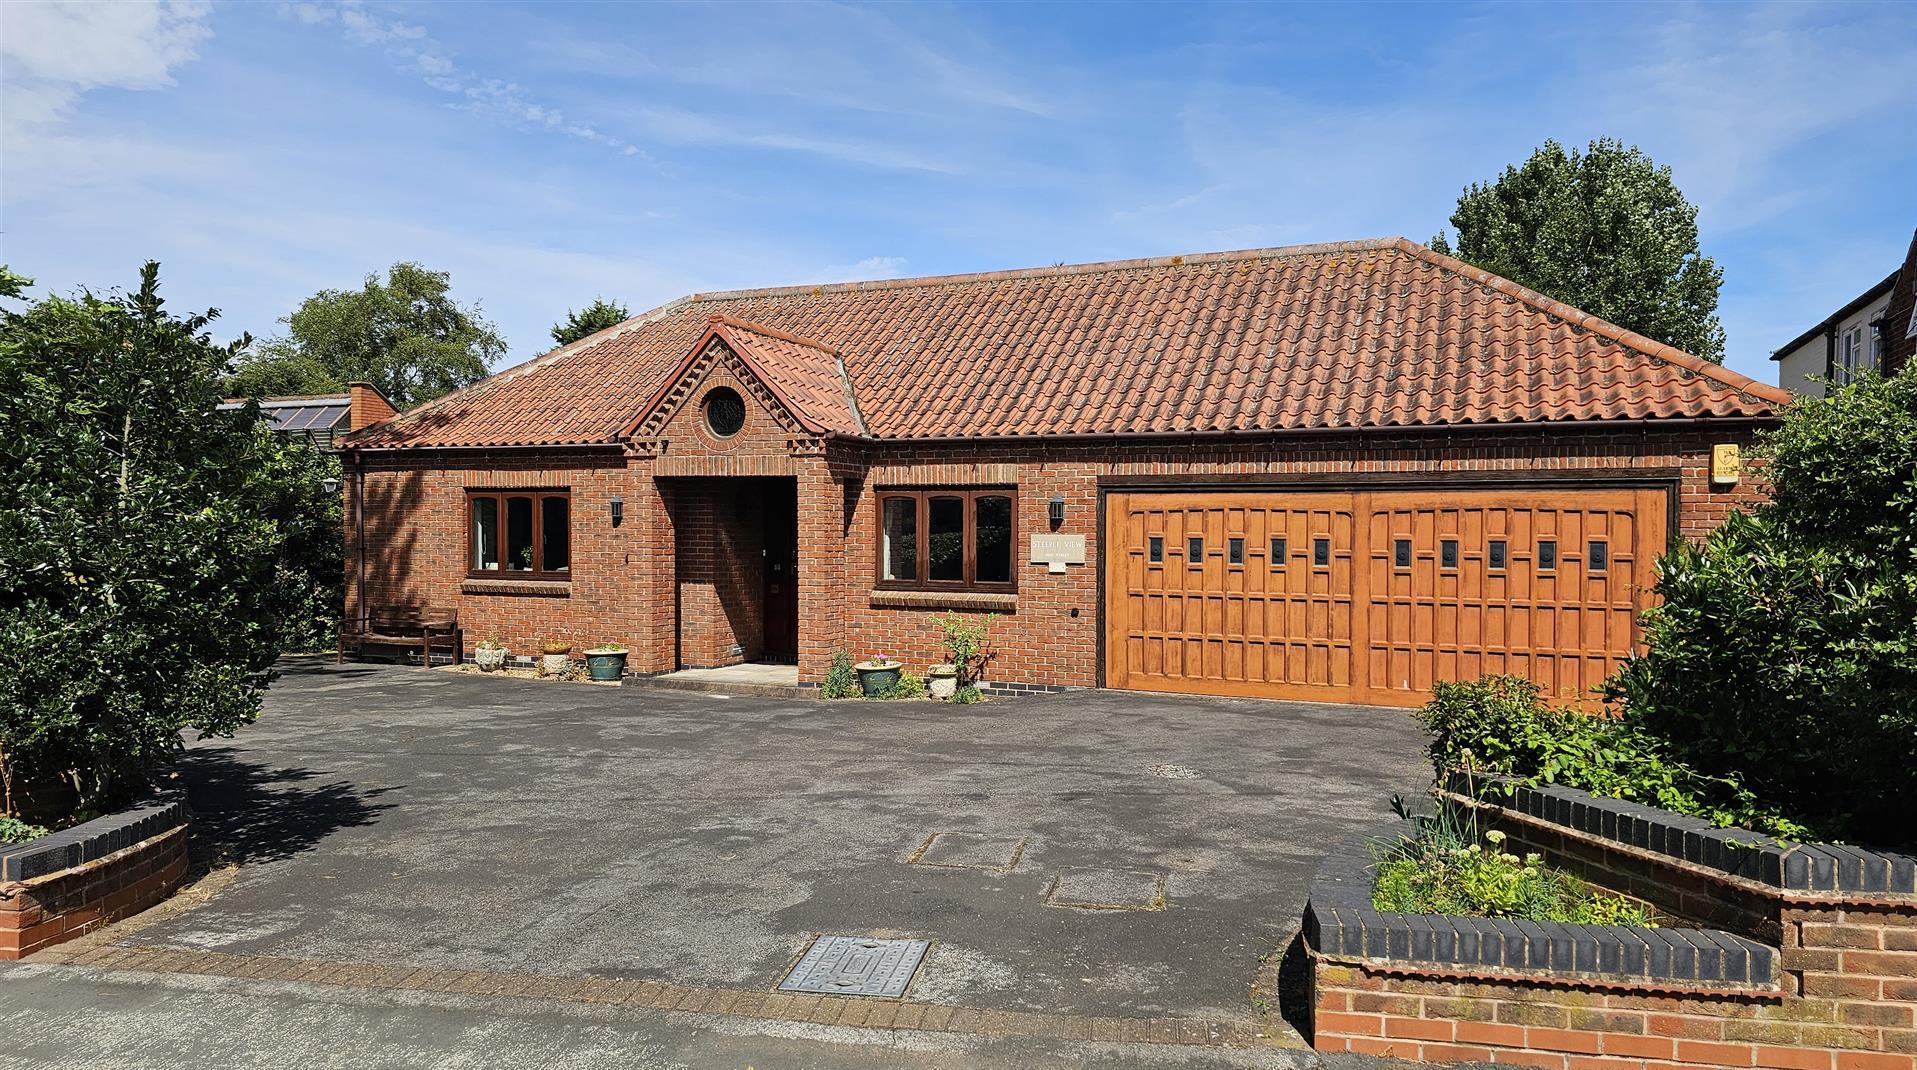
xmin=541 ymin=640 xmax=572 ymax=656
xmin=584 ymin=648 xmax=627 ymax=682
xmin=473 ymin=646 xmax=509 ymax=672
xmin=854 ymin=660 xmax=903 ymax=697
xmin=927 ymin=664 xmax=958 ymax=701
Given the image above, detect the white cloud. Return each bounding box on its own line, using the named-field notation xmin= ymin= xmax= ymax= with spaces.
xmin=0 ymin=0 xmax=213 ymax=128
xmin=819 ymin=256 xmax=910 ymax=282
xmin=285 ymin=0 xmax=647 ymax=160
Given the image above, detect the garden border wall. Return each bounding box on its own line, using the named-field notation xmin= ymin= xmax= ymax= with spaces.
xmin=1305 ymin=781 xmax=1917 ymax=1069
xmin=0 ymin=786 xmax=190 ymax=960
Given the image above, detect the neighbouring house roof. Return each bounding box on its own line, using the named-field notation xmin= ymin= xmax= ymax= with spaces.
xmin=218 ymin=394 xmax=353 ymax=433
xmin=345 ymin=237 xmax=1790 ymax=450
xmin=1769 ymin=270 xmax=1900 ymax=360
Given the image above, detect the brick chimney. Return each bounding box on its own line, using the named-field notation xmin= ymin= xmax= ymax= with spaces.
xmin=347 ymin=382 xmax=399 ymax=430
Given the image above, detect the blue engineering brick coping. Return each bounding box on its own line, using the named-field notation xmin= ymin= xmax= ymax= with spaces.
xmin=1440 ymin=771 xmax=1917 ymax=897
xmin=1303 ymin=834 xmax=1780 ymax=990
xmin=0 ymin=785 xmax=188 ymax=884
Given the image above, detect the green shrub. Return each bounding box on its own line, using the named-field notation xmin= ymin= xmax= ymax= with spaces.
xmin=819 ymin=652 xmax=858 ymax=700
xmin=933 ymin=612 xmax=993 ymax=685
xmin=952 ymin=684 xmax=983 ymax=705
xmin=1 ymin=265 xmax=287 ymax=821
xmin=877 ymin=671 xmax=926 ymax=701
xmin=1604 ymin=371 xmax=1917 ymax=849
xmin=1373 ymin=820 xmax=1654 ymax=928
xmin=1420 ymin=676 xmax=1805 ymax=839
xmin=0 ymin=815 xmax=49 ymax=844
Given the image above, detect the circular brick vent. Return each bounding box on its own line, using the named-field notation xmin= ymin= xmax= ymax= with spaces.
xmin=703 ymin=386 xmax=746 ymax=438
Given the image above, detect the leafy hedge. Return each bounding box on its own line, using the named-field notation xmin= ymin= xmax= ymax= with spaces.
xmin=1 ymin=265 xmax=293 ymax=821
xmin=1606 ymin=370 xmax=1917 ymax=849
xmin=1417 ymin=676 xmax=1807 ymax=840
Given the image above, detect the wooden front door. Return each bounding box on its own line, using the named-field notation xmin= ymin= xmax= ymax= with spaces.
xmin=1104 ymin=487 xmax=1667 ymax=707
xmin=762 ymin=491 xmax=798 ymax=662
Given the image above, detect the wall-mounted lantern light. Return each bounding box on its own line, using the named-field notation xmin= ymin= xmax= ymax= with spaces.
xmin=610 ymin=495 xmax=624 ymax=527
xmin=321 ymin=476 xmax=341 ymax=494
xmin=1048 ymin=495 xmax=1066 ymax=529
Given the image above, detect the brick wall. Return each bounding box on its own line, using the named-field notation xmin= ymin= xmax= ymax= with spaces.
xmin=1313 ymin=901 xmax=1917 ymax=1070
xmin=1310 ymin=784 xmax=1917 ymax=1069
xmin=346 ymin=420 xmax=1768 ymax=689
xmin=346 ymin=448 xmax=645 ymax=661
xmin=1 ymin=825 xmax=188 ymax=959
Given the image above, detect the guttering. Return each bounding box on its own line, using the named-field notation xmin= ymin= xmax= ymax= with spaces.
xmin=342 ymin=413 xmax=1779 ymax=453
xmin=830 ymin=413 xmax=1780 ymax=447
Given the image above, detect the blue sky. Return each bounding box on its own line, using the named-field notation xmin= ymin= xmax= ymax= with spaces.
xmin=3 ymin=1 xmax=1915 ymax=386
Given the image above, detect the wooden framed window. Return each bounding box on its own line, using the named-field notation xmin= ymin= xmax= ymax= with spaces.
xmin=468 ymin=489 xmax=571 ymax=578
xmin=875 ymin=488 xmax=1016 ymax=592
xmin=1270 ymin=536 xmax=1287 ymax=568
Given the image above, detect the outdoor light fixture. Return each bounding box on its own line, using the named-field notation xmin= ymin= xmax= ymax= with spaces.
xmin=1048 ymin=495 xmax=1066 ymax=529
xmin=610 ymin=495 xmax=624 ymax=526
xmin=321 ymin=476 xmax=341 ymax=494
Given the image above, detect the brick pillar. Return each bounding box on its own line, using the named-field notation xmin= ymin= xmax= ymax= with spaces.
xmin=796 ymin=453 xmax=852 ymax=684
xmin=629 ymin=463 xmax=677 ymax=674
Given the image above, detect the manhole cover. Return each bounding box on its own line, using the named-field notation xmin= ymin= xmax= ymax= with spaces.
xmin=779 ymin=936 xmax=929 ymax=998
xmin=1150 ymin=763 xmax=1200 ymax=780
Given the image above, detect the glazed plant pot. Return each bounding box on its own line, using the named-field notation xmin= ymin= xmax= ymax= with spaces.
xmin=927 ymin=664 xmax=959 ymax=701
xmin=584 ymin=649 xmax=628 ymax=682
xmin=540 ymin=653 xmax=572 ymax=678
xmin=541 ymin=640 xmax=572 ymax=656
xmin=855 ymin=660 xmax=903 ymax=697
xmin=473 ymin=646 xmax=509 ymax=672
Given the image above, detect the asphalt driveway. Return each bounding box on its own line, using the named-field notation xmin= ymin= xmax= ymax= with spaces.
xmin=1 ymin=659 xmax=1429 ymax=1068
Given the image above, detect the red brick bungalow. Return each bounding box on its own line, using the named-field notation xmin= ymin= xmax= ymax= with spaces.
xmin=338 ymin=237 xmax=1788 ymax=707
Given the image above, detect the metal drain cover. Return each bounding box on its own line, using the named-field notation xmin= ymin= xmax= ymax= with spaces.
xmin=779 ymin=935 xmax=929 ymax=998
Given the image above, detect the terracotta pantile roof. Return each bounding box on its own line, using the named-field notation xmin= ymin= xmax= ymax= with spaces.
xmin=346 ymin=237 xmax=1789 ymax=449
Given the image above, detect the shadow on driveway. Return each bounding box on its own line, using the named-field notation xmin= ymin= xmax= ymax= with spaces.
xmin=178 ymin=746 xmax=396 ymax=866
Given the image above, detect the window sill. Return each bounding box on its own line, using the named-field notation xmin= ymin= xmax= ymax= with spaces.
xmin=868 ymin=589 xmax=1016 ymax=612
xmin=461 ymin=578 xmax=572 ymax=598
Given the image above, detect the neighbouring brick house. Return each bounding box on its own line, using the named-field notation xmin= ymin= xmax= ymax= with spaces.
xmin=339 ymin=238 xmax=1788 ymax=706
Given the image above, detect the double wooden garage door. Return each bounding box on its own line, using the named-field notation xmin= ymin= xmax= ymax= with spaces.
xmin=1104 ymin=488 xmax=1667 ymax=707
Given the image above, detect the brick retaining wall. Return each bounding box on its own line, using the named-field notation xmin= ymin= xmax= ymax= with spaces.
xmin=1306 ymin=784 xmax=1917 ymax=1069
xmin=0 ymin=788 xmax=191 ymax=960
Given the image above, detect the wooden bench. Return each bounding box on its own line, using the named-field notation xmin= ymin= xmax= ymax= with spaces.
xmin=339 ymin=605 xmax=461 ymax=667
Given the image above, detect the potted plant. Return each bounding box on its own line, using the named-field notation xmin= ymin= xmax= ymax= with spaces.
xmin=584 ymin=644 xmax=628 ymax=682
xmin=473 ymin=637 xmax=509 ymax=672
xmin=926 ymin=663 xmax=959 ymax=701
xmin=854 ymin=653 xmax=903 ymax=697
xmin=932 ymin=612 xmax=993 ymax=701
xmin=539 ymin=639 xmax=572 ymax=678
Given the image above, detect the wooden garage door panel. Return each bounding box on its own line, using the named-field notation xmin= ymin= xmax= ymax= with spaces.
xmin=1363 ymin=489 xmax=1659 ymax=705
xmin=1106 ymin=487 xmax=1666 ymax=707
xmin=1107 ymin=491 xmax=1357 ymax=702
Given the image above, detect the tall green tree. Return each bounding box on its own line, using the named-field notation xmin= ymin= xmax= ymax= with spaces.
xmin=550 ymin=297 xmax=629 ymax=347
xmin=226 ymin=262 xmax=504 ymax=409
xmin=1431 ymin=138 xmax=1726 ymax=361
xmin=1 ymin=264 xmax=300 ymax=818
